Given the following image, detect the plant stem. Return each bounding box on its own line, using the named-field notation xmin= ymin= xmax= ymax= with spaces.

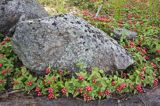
xmin=95 ymin=0 xmax=106 ymax=18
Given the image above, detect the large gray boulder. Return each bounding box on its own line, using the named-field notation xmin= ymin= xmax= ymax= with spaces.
xmin=0 ymin=0 xmax=48 ymax=34
xmin=12 ymin=14 xmax=134 ymax=75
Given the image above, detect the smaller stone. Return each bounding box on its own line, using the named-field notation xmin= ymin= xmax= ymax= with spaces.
xmin=113 ymin=28 xmax=137 ymax=40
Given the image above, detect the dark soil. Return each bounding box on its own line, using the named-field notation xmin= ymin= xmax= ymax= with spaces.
xmin=0 ymin=86 xmax=160 ymax=106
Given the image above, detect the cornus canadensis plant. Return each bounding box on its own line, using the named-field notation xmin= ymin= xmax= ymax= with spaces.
xmin=0 ymin=41 xmax=14 ymax=91
xmin=12 ymin=63 xmax=159 ymax=102
xmin=0 ymin=0 xmax=160 ymax=101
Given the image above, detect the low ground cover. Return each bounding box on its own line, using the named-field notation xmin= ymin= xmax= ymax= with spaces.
xmin=0 ymin=0 xmax=159 ymax=102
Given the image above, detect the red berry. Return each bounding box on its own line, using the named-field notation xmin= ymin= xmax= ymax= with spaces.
xmin=78 ymin=75 xmax=84 ymax=81
xmin=82 ymin=10 xmax=91 ymax=16
xmin=145 ymin=56 xmax=150 ymax=60
xmin=27 ymin=81 xmax=33 ymax=86
xmin=58 ymin=69 xmax=63 ymax=75
xmin=154 ymin=79 xmax=158 ymax=87
xmin=117 ymin=83 xmax=126 ymax=92
xmin=136 ymin=84 xmax=143 ymax=93
xmin=45 ymin=67 xmax=51 ymax=74
xmin=4 ymin=37 xmax=10 ymax=42
xmin=47 ymin=80 xmax=51 ymax=85
xmin=61 ymin=88 xmax=67 ymax=94
xmin=52 ymin=77 xmax=57 ymax=81
xmin=141 ymin=49 xmax=147 ymax=55
xmin=37 ymin=92 xmax=42 ymax=96
xmin=48 ymin=88 xmax=54 ymax=93
xmin=1 ymin=70 xmax=7 ymax=76
xmin=0 ymin=80 xmax=4 ymax=84
xmin=85 ymin=86 xmax=92 ymax=92
xmin=1 ymin=69 xmax=10 ymax=76
xmin=83 ymin=93 xmax=88 ymax=98
xmin=151 ymin=63 xmax=157 ymax=69
xmin=112 ymin=80 xmax=116 ymax=86
xmin=35 ymin=87 xmax=41 ymax=92
xmin=0 ymin=63 xmax=3 ymax=68
xmin=1 ymin=41 xmax=6 ymax=45
xmin=86 ymin=96 xmax=92 ymax=102
xmin=94 ymin=16 xmax=110 ymax=22
xmin=156 ymin=49 xmax=160 ymax=54
xmin=104 ymin=89 xmax=110 ymax=96
xmin=48 ymin=93 xmax=54 ymax=99
xmin=92 ymin=79 xmax=96 ymax=83
xmin=130 ymin=41 xmax=135 ymax=48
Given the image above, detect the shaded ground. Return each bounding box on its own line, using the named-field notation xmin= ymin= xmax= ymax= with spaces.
xmin=0 ymin=86 xmax=160 ymax=106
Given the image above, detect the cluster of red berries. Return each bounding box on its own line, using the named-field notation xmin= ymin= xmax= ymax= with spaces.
xmin=52 ymin=76 xmax=57 ymax=81
xmin=78 ymin=75 xmax=84 ymax=81
xmin=127 ymin=41 xmax=148 ymax=55
xmin=104 ymin=89 xmax=110 ymax=96
xmin=83 ymin=93 xmax=92 ymax=102
xmin=86 ymin=96 xmax=92 ymax=102
xmin=27 ymin=81 xmax=33 ymax=86
xmin=129 ymin=41 xmax=135 ymax=48
xmin=97 ymin=89 xmax=110 ymax=97
xmin=117 ymin=83 xmax=126 ymax=92
xmin=136 ymin=47 xmax=147 ymax=55
xmin=85 ymin=86 xmax=92 ymax=92
xmin=82 ymin=10 xmax=111 ymax=22
xmin=112 ymin=80 xmax=116 ymax=86
xmin=0 ymin=80 xmax=4 ymax=84
xmin=48 ymin=93 xmax=55 ymax=99
xmin=1 ymin=69 xmax=10 ymax=76
xmin=45 ymin=67 xmax=51 ymax=74
xmin=35 ymin=87 xmax=42 ymax=96
xmin=82 ymin=10 xmax=93 ymax=17
xmin=154 ymin=79 xmax=159 ymax=87
xmin=145 ymin=56 xmax=150 ymax=60
xmin=0 ymin=37 xmax=10 ymax=45
xmin=47 ymin=80 xmax=51 ymax=85
xmin=92 ymin=78 xmax=96 ymax=84
xmin=136 ymin=84 xmax=143 ymax=93
xmin=61 ymin=87 xmax=67 ymax=95
xmin=48 ymin=88 xmax=54 ymax=93
xmin=48 ymin=88 xmax=55 ymax=99
xmin=94 ymin=16 xmax=111 ymax=22
xmin=156 ymin=49 xmax=160 ymax=54
xmin=0 ymin=63 xmax=3 ymax=68
xmin=151 ymin=63 xmax=157 ymax=69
